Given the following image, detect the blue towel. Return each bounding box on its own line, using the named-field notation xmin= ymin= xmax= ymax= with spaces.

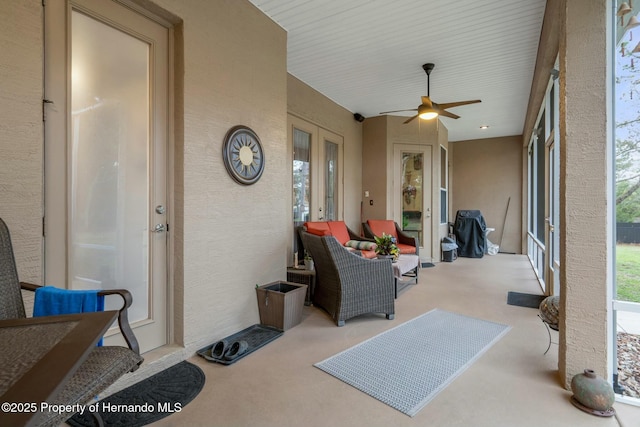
xmin=33 ymin=286 xmax=105 ymax=346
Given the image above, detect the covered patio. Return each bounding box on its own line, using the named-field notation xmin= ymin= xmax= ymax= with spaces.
xmin=154 ymin=254 xmax=640 ymax=426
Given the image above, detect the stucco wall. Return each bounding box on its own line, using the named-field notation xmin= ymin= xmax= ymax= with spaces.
xmin=150 ymin=0 xmax=289 ymax=349
xmin=362 ymin=116 xmax=388 ymax=221
xmin=0 ymin=1 xmax=43 ymax=284
xmin=451 ymin=136 xmax=523 ymax=254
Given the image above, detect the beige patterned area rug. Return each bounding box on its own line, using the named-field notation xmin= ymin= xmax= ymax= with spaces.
xmin=315 ymin=309 xmax=511 ymax=417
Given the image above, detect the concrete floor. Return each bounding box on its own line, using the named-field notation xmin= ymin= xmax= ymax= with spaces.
xmin=152 ymin=254 xmax=640 ymax=427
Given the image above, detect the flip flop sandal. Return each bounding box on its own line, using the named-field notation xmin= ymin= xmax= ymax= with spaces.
xmin=210 ymin=339 xmax=229 ymax=359
xmin=223 ymin=340 xmax=249 ymax=361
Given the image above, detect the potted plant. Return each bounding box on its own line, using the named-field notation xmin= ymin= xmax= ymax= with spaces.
xmin=304 ymin=251 xmax=314 ymax=270
xmin=374 ymin=233 xmax=400 ymax=262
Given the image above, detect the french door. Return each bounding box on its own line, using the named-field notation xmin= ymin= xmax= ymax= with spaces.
xmin=44 ymin=0 xmax=170 ymax=353
xmin=545 ymin=72 xmax=560 ymax=296
xmin=546 ymin=138 xmax=560 ymax=296
xmin=393 ymin=144 xmax=432 ymax=261
xmin=528 ymin=67 xmax=559 ymax=295
xmin=289 ymin=115 xmax=343 ymax=258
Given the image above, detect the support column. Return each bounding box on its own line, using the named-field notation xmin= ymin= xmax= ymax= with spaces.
xmin=558 ymin=0 xmax=609 ymax=387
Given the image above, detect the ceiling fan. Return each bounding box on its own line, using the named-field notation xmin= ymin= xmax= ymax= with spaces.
xmin=380 ymin=63 xmax=481 ymax=124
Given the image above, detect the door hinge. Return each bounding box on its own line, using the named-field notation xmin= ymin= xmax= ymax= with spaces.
xmin=42 ymin=99 xmax=53 ymax=122
xmin=42 ymin=217 xmax=45 ymax=237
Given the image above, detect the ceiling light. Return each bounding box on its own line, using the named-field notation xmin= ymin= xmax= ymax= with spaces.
xmin=418 ymin=104 xmax=438 ymax=120
xmin=480 ymin=125 xmax=489 ymax=129
xmin=419 ymin=111 xmax=438 ymax=120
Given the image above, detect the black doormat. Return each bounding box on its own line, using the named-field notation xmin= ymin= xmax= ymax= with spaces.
xmin=421 ymin=262 xmax=435 ymax=268
xmin=507 ymin=291 xmax=546 ymax=309
xmin=197 ymin=324 xmax=283 ymax=365
xmin=67 ymin=361 xmax=205 ymax=427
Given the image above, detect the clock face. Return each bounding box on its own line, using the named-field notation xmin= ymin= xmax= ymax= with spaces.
xmin=222 ymin=126 xmax=265 ymax=185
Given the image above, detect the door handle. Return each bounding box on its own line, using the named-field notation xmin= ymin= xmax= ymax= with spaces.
xmin=152 ymin=223 xmax=166 ymax=233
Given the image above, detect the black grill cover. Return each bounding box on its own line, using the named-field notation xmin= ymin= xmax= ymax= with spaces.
xmin=454 ymin=210 xmax=487 ymax=258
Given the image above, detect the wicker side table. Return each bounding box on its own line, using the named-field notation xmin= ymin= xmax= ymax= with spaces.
xmin=286 ymin=267 xmax=316 ymax=306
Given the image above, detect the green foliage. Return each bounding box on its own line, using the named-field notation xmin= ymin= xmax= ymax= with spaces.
xmin=617 ymin=180 xmax=640 ymax=222
xmin=616 ymin=133 xmax=640 ymax=220
xmin=374 ymin=233 xmax=399 ymax=260
xmin=616 ymin=244 xmax=640 ymax=303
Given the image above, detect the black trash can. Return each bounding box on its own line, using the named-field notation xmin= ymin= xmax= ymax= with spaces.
xmin=441 ymin=237 xmax=458 ymax=262
xmin=453 ymin=210 xmax=487 ymax=258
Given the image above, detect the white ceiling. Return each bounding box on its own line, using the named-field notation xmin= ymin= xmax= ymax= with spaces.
xmin=249 ymin=0 xmax=547 ymax=142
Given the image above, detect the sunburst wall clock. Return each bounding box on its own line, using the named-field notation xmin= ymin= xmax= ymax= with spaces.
xmin=222 ymin=125 xmax=265 ymax=185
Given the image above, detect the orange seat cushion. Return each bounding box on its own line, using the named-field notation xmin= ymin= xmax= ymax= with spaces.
xmin=397 ymin=243 xmax=417 ymax=254
xmin=327 ymin=221 xmax=351 ymax=245
xmin=304 ymin=221 xmax=355 ymax=246
xmin=304 ymin=222 xmax=331 ymax=237
xmin=367 ymin=220 xmax=397 ymax=239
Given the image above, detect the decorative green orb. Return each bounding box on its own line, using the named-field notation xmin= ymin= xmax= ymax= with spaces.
xmin=571 ymin=369 xmax=615 ymax=412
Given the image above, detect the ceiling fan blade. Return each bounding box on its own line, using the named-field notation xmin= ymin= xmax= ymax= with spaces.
xmin=437 ymin=109 xmax=460 ymax=119
xmin=380 ymin=109 xmax=418 ymax=114
xmin=403 ymin=115 xmax=419 ymax=124
xmin=436 ymin=100 xmax=481 ymax=110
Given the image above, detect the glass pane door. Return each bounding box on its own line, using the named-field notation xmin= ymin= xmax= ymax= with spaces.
xmin=401 ymin=152 xmax=424 ymax=244
xmin=45 ymin=0 xmax=169 ymax=352
xmin=289 ymin=116 xmax=344 ymax=263
xmin=293 ymin=127 xmax=311 ymax=258
xmin=393 ymin=144 xmax=431 ymax=260
xmin=324 ymin=140 xmax=338 ymax=221
xmin=71 ymin=10 xmax=150 ymax=321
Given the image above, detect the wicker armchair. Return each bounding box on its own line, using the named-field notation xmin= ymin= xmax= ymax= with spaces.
xmin=362 ymin=219 xmax=420 ymax=255
xmin=299 ymin=229 xmax=395 ymax=326
xmin=0 ymin=218 xmax=143 ymax=427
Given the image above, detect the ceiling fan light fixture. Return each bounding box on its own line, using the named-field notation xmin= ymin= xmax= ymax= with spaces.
xmin=383 ymin=62 xmax=481 ymax=124
xmin=418 ymin=104 xmax=438 ymax=120
xmin=419 ymin=111 xmax=438 ymax=120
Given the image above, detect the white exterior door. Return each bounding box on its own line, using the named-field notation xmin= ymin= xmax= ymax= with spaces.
xmin=393 ymin=144 xmax=432 ymax=261
xmin=289 ymin=115 xmax=343 ymax=259
xmin=44 ymin=0 xmax=170 ymax=353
